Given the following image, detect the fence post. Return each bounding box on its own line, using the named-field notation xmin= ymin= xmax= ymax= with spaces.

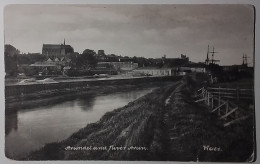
xmin=218 ymin=86 xmax=221 ymax=106
xmin=207 ymin=92 xmax=210 ymax=106
xmin=211 ymin=94 xmax=214 ymax=108
xmin=205 ymin=90 xmax=207 ymax=104
xmin=225 ymin=101 xmax=229 ymax=120
xmin=237 ymin=87 xmax=239 ymax=101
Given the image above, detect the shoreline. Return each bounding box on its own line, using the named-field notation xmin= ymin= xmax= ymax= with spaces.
xmin=5 ymin=81 xmax=174 ymax=114
xmin=7 ymin=76 xmax=254 ymax=161
xmin=20 ymin=81 xmax=182 ymax=160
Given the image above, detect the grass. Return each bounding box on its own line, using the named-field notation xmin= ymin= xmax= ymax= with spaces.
xmin=164 ymin=76 xmax=254 ymax=162
xmin=23 ymin=81 xmax=179 ymax=160
xmin=19 ymin=75 xmax=255 ymax=162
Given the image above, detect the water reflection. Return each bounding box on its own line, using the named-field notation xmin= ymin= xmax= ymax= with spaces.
xmin=5 ymin=112 xmax=18 ymax=135
xmin=77 ymin=94 xmax=96 ymax=111
xmin=5 ymin=88 xmax=154 ymax=159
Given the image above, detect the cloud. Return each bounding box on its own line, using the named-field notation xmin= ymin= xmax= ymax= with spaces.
xmin=4 ymin=4 xmax=254 ymax=65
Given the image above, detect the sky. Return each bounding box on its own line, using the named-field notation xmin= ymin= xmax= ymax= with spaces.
xmin=4 ymin=4 xmax=254 ymax=66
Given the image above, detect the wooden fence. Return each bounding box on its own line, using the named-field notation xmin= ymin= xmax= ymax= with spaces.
xmin=207 ymin=87 xmax=253 ymax=100
xmin=195 ymin=87 xmax=253 ymax=127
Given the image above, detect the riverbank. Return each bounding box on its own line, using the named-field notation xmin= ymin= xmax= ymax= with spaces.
xmin=5 ymin=86 xmax=157 ymax=159
xmin=20 ymin=76 xmax=254 ymax=161
xmin=23 ymin=80 xmax=180 ymax=160
xmin=5 ymin=75 xmax=182 ymax=96
xmin=5 ymin=78 xmax=180 ymax=113
xmin=164 ymin=77 xmax=254 ymax=162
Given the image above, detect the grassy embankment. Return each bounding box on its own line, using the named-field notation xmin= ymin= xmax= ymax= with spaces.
xmin=24 ymin=80 xmax=181 ymax=160
xmin=164 ymin=76 xmax=254 ymax=162
xmin=24 ymin=76 xmax=254 ymax=162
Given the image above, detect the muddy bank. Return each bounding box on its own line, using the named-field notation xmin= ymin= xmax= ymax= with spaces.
xmin=5 ymin=81 xmax=171 ymax=113
xmin=22 ymin=77 xmax=254 ymax=161
xmin=5 ymin=76 xmax=182 ymax=97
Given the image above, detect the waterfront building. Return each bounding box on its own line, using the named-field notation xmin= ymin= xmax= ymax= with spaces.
xmin=97 ymin=62 xmax=138 ymax=72
xmin=132 ymin=67 xmax=173 ymax=76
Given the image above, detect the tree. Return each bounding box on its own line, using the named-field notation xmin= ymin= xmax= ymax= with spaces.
xmin=5 ymin=44 xmax=20 ymax=77
xmin=76 ymin=49 xmax=97 ymax=69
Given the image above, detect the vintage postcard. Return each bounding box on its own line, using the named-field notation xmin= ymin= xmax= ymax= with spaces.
xmin=4 ymin=4 xmax=255 ymax=162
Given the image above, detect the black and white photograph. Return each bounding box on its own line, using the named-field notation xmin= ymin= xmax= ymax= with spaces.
xmin=4 ymin=4 xmax=255 ymax=162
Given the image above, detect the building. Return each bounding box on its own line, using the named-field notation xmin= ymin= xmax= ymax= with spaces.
xmin=190 ymin=67 xmax=206 ymax=73
xmin=94 ymin=62 xmax=138 ymax=75
xmin=178 ymin=65 xmax=206 ymax=73
xmin=98 ymin=50 xmax=105 ymax=55
xmin=29 ymin=58 xmax=61 ymax=75
xmin=28 ymin=57 xmax=72 ymax=76
xmin=155 ymin=54 xmax=190 ymax=67
xmin=42 ymin=39 xmax=74 ymax=58
xmin=92 ymin=62 xmax=117 ymax=75
xmin=132 ymin=67 xmax=173 ymax=76
xmin=98 ymin=62 xmax=138 ymax=72
xmin=95 ymin=50 xmax=108 ymax=61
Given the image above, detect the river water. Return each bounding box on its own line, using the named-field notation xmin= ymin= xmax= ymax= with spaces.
xmin=5 ymin=88 xmax=154 ymax=159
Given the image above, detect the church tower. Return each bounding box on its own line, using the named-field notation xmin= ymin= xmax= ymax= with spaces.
xmin=61 ymin=38 xmax=66 ymax=56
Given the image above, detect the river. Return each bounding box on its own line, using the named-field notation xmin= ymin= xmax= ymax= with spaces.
xmin=5 ymin=87 xmax=155 ymax=159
